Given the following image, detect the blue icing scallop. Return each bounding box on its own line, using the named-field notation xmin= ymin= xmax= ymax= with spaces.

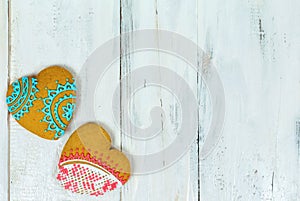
xmin=40 ymin=80 xmax=76 ymax=139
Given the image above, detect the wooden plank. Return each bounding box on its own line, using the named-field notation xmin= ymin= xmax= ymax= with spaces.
xmin=198 ymin=0 xmax=300 ymax=200
xmin=262 ymin=1 xmax=300 ymax=199
xmin=0 ymin=0 xmax=9 ymax=200
xmin=120 ymin=0 xmax=199 ymax=200
xmin=9 ymin=1 xmax=120 ymax=200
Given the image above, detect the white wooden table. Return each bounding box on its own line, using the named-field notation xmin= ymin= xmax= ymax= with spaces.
xmin=1 ymin=0 xmax=300 ymax=200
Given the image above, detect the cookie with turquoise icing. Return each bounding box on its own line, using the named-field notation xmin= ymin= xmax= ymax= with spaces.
xmin=6 ymin=66 xmax=76 ymax=140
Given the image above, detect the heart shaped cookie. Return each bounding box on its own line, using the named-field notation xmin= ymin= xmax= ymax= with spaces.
xmin=57 ymin=123 xmax=131 ymax=196
xmin=6 ymin=66 xmax=76 ymax=140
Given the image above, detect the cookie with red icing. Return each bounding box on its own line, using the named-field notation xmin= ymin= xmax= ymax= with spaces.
xmin=57 ymin=123 xmax=131 ymax=196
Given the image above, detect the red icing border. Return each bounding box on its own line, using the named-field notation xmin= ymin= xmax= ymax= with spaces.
xmin=59 ymin=151 xmax=129 ymax=185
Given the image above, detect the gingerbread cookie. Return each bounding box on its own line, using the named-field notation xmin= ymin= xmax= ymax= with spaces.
xmin=6 ymin=66 xmax=76 ymax=140
xmin=57 ymin=123 xmax=131 ymax=196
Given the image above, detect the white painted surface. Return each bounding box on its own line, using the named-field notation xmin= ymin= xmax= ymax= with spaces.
xmin=1 ymin=0 xmax=300 ymax=200
xmin=0 ymin=0 xmax=8 ymax=201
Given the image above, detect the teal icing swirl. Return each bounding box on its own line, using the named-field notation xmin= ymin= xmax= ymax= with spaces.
xmin=8 ymin=77 xmax=28 ymax=112
xmin=6 ymin=77 xmax=39 ymax=120
xmin=40 ymin=80 xmax=76 ymax=139
xmin=54 ymin=94 xmax=76 ymax=128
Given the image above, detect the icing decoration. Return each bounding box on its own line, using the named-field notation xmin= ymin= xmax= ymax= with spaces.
xmin=57 ymin=123 xmax=131 ymax=196
xmin=6 ymin=66 xmax=76 ymax=140
xmin=7 ymin=77 xmax=38 ymax=120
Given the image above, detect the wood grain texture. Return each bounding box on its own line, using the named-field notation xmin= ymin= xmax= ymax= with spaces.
xmin=0 ymin=0 xmax=8 ymax=200
xmin=5 ymin=0 xmax=300 ymax=200
xmin=198 ymin=0 xmax=300 ymax=200
xmin=119 ymin=1 xmax=200 ymax=201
